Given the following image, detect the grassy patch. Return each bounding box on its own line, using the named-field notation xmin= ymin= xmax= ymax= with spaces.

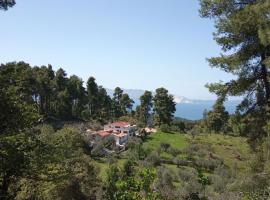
xmin=143 ymin=131 xmax=188 ymax=151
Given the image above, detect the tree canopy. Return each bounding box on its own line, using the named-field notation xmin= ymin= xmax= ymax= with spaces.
xmin=153 ymin=88 xmax=176 ymax=126
xmin=199 ymin=0 xmax=270 ymax=140
xmin=0 ymin=0 xmax=15 ymax=10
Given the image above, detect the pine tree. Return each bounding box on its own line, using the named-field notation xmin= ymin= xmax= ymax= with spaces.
xmin=0 ymin=62 xmax=39 ymax=135
xmin=68 ymin=75 xmax=86 ymax=119
xmin=137 ymin=91 xmax=153 ymax=126
xmin=54 ymin=68 xmax=72 ymax=119
xmin=199 ymin=0 xmax=270 ymax=139
xmin=120 ymin=93 xmax=134 ymax=115
xmin=33 ymin=65 xmax=55 ymax=117
xmin=112 ymin=87 xmax=124 ymax=118
xmin=97 ymin=86 xmax=112 ymax=120
xmin=86 ymin=77 xmax=99 ymax=118
xmin=206 ymin=98 xmax=229 ymax=133
xmin=153 ymin=88 xmax=176 ymax=126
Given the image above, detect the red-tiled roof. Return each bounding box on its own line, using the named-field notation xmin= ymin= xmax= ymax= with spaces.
xmin=110 ymin=121 xmax=130 ymax=127
xmin=97 ymin=130 xmax=111 ymax=138
xmin=113 ymin=133 xmax=126 ymax=138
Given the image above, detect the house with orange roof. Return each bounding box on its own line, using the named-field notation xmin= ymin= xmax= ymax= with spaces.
xmin=92 ymin=121 xmax=137 ymax=146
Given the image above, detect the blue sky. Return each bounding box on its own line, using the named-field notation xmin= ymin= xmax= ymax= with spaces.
xmin=0 ymin=0 xmax=234 ymax=100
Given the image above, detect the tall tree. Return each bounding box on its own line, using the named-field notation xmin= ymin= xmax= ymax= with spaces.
xmin=153 ymin=88 xmax=176 ymax=126
xmin=97 ymin=86 xmax=112 ymax=120
xmin=137 ymin=91 xmax=153 ymax=126
xmin=206 ymin=98 xmax=229 ymax=133
xmin=68 ymin=75 xmax=86 ymax=118
xmin=0 ymin=62 xmax=38 ymax=135
xmin=199 ymin=0 xmax=270 ymax=139
xmin=54 ymin=68 xmax=72 ymax=119
xmin=86 ymin=77 xmax=99 ymax=118
xmin=120 ymin=93 xmax=134 ymax=115
xmin=112 ymin=87 xmax=124 ymax=118
xmin=55 ymin=68 xmax=67 ymax=91
xmin=0 ymin=62 xmax=38 ymax=198
xmin=33 ymin=65 xmax=55 ymax=117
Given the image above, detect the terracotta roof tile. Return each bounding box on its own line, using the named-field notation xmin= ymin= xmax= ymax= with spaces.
xmin=110 ymin=121 xmax=130 ymax=127
xmin=97 ymin=130 xmax=111 ymax=137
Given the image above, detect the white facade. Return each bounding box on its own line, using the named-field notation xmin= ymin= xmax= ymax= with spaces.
xmin=104 ymin=122 xmax=136 ymax=146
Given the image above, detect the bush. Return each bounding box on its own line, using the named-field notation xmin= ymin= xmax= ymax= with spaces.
xmin=123 ymin=160 xmax=134 ymax=177
xmin=195 ymin=158 xmax=221 ymax=171
xmin=160 ymin=142 xmax=171 ymax=152
xmin=155 ymin=167 xmax=176 ymax=199
xmin=209 ymin=174 xmax=226 ymax=193
xmin=87 ymin=120 xmax=103 ymax=131
xmin=91 ymin=143 xmax=104 ymax=157
xmin=81 ymin=109 xmax=91 ymax=120
xmin=145 ymin=152 xmax=161 ymax=166
xmin=167 ymin=147 xmax=181 ymax=157
xmin=178 ymin=168 xmax=197 ymax=182
xmin=159 ymin=124 xmax=171 ymax=133
xmin=173 ymin=158 xmax=189 ymax=167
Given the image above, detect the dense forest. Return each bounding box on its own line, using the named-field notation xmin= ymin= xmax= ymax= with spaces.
xmin=1 ymin=0 xmax=270 ymax=199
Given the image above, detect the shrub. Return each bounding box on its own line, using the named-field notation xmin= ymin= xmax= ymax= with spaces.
xmin=197 ymin=148 xmax=208 ymax=158
xmin=91 ymin=143 xmax=104 ymax=157
xmin=123 ymin=160 xmax=134 ymax=177
xmin=87 ymin=121 xmax=103 ymax=131
xmin=167 ymin=147 xmax=181 ymax=157
xmin=214 ymin=165 xmax=231 ymax=180
xmin=81 ymin=109 xmax=91 ymax=120
xmin=106 ymin=153 xmax=118 ymax=165
xmin=173 ymin=158 xmax=189 ymax=167
xmin=209 ymin=174 xmax=226 ymax=193
xmin=160 ymin=142 xmax=171 ymax=152
xmin=178 ymin=168 xmax=197 ymax=182
xmin=145 ymin=152 xmax=161 ymax=167
xmin=155 ymin=167 xmax=176 ymax=199
xmin=195 ymin=159 xmax=221 ymax=171
xmin=178 ymin=177 xmax=202 ymax=199
xmin=159 ymin=124 xmax=171 ymax=133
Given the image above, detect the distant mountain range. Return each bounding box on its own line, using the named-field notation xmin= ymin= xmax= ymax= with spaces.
xmin=106 ymin=88 xmax=241 ymax=120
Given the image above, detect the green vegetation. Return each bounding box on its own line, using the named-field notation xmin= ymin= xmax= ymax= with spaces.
xmin=190 ymin=134 xmax=251 ymax=175
xmin=153 ymin=88 xmax=176 ymax=126
xmin=143 ymin=131 xmax=187 ymax=151
xmin=135 ymin=90 xmax=153 ymax=127
xmin=199 ymin=0 xmax=270 ymax=142
xmin=1 ymin=0 xmax=270 ymax=199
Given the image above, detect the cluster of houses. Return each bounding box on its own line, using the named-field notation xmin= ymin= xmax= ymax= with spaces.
xmin=88 ymin=121 xmax=137 ymax=147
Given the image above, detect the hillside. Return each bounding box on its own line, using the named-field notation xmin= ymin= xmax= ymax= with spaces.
xmin=93 ymin=131 xmax=254 ymax=199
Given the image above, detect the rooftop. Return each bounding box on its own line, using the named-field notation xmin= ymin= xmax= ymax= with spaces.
xmin=96 ymin=130 xmax=111 ymax=138
xmin=112 ymin=132 xmax=126 ymax=138
xmin=110 ymin=121 xmax=130 ymax=127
